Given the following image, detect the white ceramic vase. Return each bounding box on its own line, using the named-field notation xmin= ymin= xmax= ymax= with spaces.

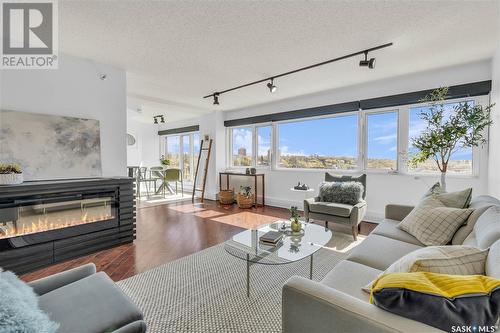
xmin=0 ymin=173 xmax=23 ymax=185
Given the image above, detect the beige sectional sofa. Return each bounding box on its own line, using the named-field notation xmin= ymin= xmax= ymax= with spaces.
xmin=282 ymin=195 xmax=500 ymax=333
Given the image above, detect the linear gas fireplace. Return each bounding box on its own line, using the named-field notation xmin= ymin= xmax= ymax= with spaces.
xmin=0 ymin=178 xmax=135 ymax=274
xmin=0 ymin=192 xmax=116 ymax=240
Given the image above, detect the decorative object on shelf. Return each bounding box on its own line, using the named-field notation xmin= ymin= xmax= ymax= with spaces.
xmin=236 ymin=186 xmax=254 ymax=209
xmin=160 ymin=155 xmax=170 ymax=166
xmin=250 ymin=168 xmax=256 ymax=175
xmin=0 ymin=163 xmax=23 ymax=185
xmin=218 ymin=189 xmax=234 ymax=205
xmin=410 ymin=87 xmax=494 ymax=191
xmin=289 ymin=206 xmax=302 ymax=232
xmin=245 ymin=168 xmax=250 ymax=175
xmin=293 ymin=182 xmax=309 ymax=190
xmin=126 ymin=133 xmax=136 ymax=146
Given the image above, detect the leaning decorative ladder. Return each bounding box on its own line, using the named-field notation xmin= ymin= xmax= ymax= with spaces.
xmin=192 ymin=139 xmax=213 ymax=203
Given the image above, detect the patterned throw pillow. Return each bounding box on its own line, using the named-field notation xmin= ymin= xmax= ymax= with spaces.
xmin=318 ymin=181 xmax=364 ymax=205
xmin=397 ymin=196 xmax=473 ymax=246
xmin=363 ymin=245 xmax=489 ymax=293
xmin=422 ymin=184 xmax=472 ymax=208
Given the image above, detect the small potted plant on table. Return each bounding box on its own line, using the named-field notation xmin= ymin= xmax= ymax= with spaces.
xmin=0 ymin=163 xmax=23 ymax=185
xmin=160 ymin=155 xmax=170 ymax=167
xmin=236 ymin=186 xmax=254 ymax=209
xmin=289 ymin=206 xmax=302 ymax=232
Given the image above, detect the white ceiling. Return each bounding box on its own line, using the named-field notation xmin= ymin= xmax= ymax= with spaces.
xmin=59 ymin=0 xmax=499 ymax=124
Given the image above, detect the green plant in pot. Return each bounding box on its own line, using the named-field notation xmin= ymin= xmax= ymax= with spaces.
xmin=160 ymin=155 xmax=170 ymax=167
xmin=410 ymin=87 xmax=493 ymax=191
xmin=289 ymin=206 xmax=301 ymax=232
xmin=0 ymin=163 xmax=23 ymax=185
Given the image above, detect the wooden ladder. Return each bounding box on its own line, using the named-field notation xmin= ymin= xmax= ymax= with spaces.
xmin=192 ymin=139 xmax=213 ymax=203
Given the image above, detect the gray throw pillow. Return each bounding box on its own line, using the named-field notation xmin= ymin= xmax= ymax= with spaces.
xmin=0 ymin=268 xmax=59 ymax=333
xmin=319 ymin=181 xmax=364 ymax=205
xmin=324 ymin=173 xmax=366 ymax=199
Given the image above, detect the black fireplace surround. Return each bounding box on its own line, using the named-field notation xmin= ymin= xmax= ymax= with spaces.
xmin=0 ymin=177 xmax=135 ymax=274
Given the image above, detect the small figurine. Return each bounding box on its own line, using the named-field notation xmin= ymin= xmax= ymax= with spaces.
xmin=294 ymin=182 xmax=309 ymax=190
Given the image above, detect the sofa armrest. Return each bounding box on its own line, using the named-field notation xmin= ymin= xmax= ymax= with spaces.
xmin=384 ymin=204 xmax=414 ymax=221
xmin=282 ymin=276 xmax=442 ymax=333
xmin=28 ymin=263 xmax=97 ymax=296
xmin=112 ymin=320 xmax=147 ymax=333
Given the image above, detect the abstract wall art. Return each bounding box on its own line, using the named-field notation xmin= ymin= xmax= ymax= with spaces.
xmin=0 ymin=110 xmax=102 ymax=180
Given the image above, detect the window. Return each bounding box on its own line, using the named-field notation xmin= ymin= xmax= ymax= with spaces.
xmin=257 ymin=126 xmax=271 ymax=166
xmin=165 ymin=136 xmax=180 ymax=168
xmin=366 ymin=111 xmax=398 ymax=170
xmin=277 ymin=115 xmax=358 ymax=169
xmin=163 ymin=132 xmax=199 ymax=182
xmin=408 ymin=101 xmax=473 ymax=174
xmin=232 ymin=127 xmax=253 ymax=166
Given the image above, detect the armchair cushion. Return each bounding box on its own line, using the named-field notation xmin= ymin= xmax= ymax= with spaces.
xmin=28 ymin=263 xmax=96 ymax=296
xmin=39 ymin=272 xmax=143 ymax=333
xmin=308 ymin=201 xmax=356 ymax=217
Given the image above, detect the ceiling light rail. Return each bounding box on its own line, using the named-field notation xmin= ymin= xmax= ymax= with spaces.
xmin=204 ymin=42 xmax=393 ymax=105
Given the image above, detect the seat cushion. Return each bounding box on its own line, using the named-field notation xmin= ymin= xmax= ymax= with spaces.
xmin=347 ymin=234 xmax=423 ymax=271
xmin=371 ymin=219 xmax=424 ymax=246
xmin=39 ymin=272 xmax=143 ymax=333
xmin=308 ymin=201 xmax=355 ymax=217
xmin=321 ymin=260 xmax=382 ymax=301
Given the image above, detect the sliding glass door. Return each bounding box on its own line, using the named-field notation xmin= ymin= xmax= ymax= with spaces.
xmin=163 ymin=132 xmax=200 ymax=183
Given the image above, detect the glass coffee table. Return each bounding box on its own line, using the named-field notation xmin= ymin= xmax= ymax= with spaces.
xmin=225 ymin=221 xmax=332 ymax=297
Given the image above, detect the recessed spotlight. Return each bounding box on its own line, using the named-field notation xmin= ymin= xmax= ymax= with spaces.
xmin=359 ymin=52 xmax=376 ymax=69
xmin=213 ymin=93 xmax=220 ymax=105
xmin=267 ymin=78 xmax=277 ymax=93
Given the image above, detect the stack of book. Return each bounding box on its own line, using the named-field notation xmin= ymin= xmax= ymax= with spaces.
xmin=259 ymin=231 xmax=283 ymax=245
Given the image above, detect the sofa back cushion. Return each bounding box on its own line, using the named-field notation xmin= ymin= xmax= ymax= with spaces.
xmin=463 ymin=206 xmax=500 ymax=249
xmin=318 ymin=181 xmax=364 ymax=205
xmin=452 ymin=196 xmax=500 ymax=245
xmin=324 ymin=173 xmax=366 ymax=199
xmin=486 ymin=239 xmax=500 ymax=279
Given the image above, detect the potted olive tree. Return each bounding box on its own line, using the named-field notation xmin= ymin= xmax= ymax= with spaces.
xmin=410 ymin=87 xmax=493 ymax=191
xmin=0 ymin=163 xmax=23 ymax=185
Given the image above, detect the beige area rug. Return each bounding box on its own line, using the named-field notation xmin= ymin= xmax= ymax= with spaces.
xmin=117 ymin=232 xmax=365 ymax=333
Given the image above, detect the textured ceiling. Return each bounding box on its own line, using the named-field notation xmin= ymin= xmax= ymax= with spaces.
xmin=59 ymin=0 xmax=499 ymax=123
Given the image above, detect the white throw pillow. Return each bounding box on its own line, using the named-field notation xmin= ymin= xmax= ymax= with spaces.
xmin=363 ymin=245 xmax=489 ymax=293
xmin=398 ymin=196 xmax=473 ymax=246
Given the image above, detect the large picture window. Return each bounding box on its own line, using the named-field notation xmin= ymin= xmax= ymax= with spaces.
xmin=226 ymin=96 xmax=485 ymax=176
xmin=277 ymin=115 xmax=358 ymax=169
xmin=366 ymin=111 xmax=398 ymax=170
xmin=408 ymin=101 xmax=473 ymax=175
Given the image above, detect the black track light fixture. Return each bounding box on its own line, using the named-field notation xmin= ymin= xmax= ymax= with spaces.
xmin=153 ymin=117 xmax=158 ymax=124
xmin=359 ymin=51 xmax=376 ymax=69
xmin=153 ymin=115 xmax=165 ymax=124
xmin=267 ymin=78 xmax=277 ymax=93
xmin=204 ymin=42 xmax=392 ymax=104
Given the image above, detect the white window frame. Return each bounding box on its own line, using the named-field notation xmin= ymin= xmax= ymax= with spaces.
xmin=160 ymin=131 xmax=200 ymax=182
xmin=225 ymin=95 xmax=488 ymax=177
xmin=273 ymin=111 xmax=360 ymax=172
xmin=362 ymin=108 xmax=400 ymax=172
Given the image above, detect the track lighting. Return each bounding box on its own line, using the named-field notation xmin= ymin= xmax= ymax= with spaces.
xmin=204 ymin=42 xmax=392 ymax=104
xmin=267 ymin=78 xmax=277 ymax=93
xmin=153 ymin=115 xmax=165 ymax=124
xmin=359 ymin=51 xmax=376 ymax=69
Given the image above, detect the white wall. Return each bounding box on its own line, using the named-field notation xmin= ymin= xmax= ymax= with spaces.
xmin=0 ymin=53 xmax=127 ymax=177
xmin=489 ymin=26 xmax=500 ymax=198
xmin=226 ymin=60 xmax=492 ymax=220
xmin=127 ymin=115 xmax=160 ymax=167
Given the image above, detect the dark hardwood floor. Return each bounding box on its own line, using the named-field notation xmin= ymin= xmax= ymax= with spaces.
xmin=21 ymin=199 xmax=377 ymax=282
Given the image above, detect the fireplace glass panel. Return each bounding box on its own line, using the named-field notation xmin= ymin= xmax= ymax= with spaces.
xmin=0 ymin=195 xmax=115 ymax=239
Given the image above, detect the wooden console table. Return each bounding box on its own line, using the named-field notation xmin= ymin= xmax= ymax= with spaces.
xmin=219 ymin=172 xmax=265 ymax=207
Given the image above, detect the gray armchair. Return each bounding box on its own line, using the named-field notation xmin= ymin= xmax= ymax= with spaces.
xmin=304 ymin=173 xmax=367 ymax=240
xmin=29 ymin=263 xmax=146 ymax=333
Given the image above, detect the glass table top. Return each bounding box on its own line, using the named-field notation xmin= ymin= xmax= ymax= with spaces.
xmin=224 ymin=221 xmax=332 ymax=265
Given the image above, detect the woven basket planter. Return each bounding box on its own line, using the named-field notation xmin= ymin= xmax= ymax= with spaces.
xmin=236 ymin=194 xmax=254 ymax=209
xmin=219 ymin=189 xmax=234 ymax=205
